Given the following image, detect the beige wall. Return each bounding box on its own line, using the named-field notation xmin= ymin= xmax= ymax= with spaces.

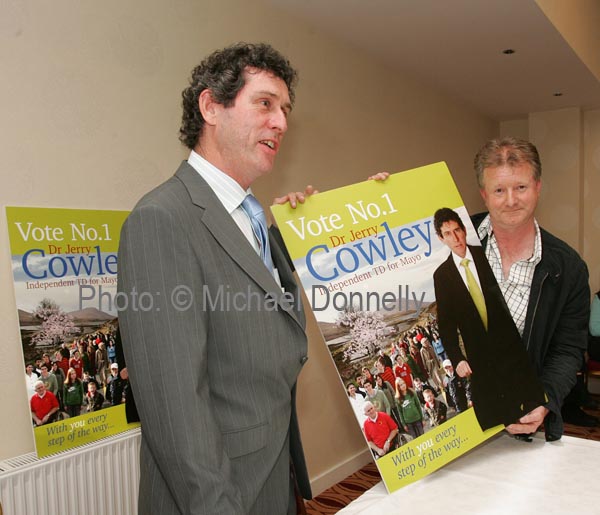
xmin=583 ymin=110 xmax=600 ymax=293
xmin=534 ymin=0 xmax=600 ymax=293
xmin=0 ymin=0 xmax=496 ymax=492
xmin=535 ymin=0 xmax=600 ymax=82
xmin=530 ymin=107 xmax=583 ymax=251
xmin=499 ymin=119 xmax=529 ymax=140
xmin=500 ymin=108 xmax=600 ymax=295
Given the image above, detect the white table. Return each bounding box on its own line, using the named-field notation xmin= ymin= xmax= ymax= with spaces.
xmin=338 ymin=433 xmax=600 ymax=514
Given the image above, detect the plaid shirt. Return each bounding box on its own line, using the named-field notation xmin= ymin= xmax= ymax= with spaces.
xmin=477 ymin=214 xmax=542 ymax=336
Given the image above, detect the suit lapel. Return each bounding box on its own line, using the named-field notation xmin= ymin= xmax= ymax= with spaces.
xmin=471 ymin=244 xmax=512 ymax=328
xmin=270 ymin=231 xmax=305 ymax=327
xmin=174 ymin=162 xmax=304 ymax=329
xmin=470 ymin=245 xmax=499 ymax=308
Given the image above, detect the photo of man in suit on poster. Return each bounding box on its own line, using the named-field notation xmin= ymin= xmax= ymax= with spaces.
xmin=432 ymin=207 xmax=546 ymax=431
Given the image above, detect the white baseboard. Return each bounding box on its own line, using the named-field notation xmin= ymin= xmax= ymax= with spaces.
xmin=309 ymin=448 xmax=374 ymax=497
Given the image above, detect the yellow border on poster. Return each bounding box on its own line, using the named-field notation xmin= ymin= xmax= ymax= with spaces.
xmin=33 ymin=404 xmax=140 ymax=458
xmin=271 ymin=162 xmax=462 ymax=261
xmin=6 ymin=206 xmax=129 ymax=254
xmin=376 ymin=408 xmax=502 ymax=492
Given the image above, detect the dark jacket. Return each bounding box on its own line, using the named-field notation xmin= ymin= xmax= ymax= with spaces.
xmin=85 ymin=391 xmax=105 ymax=412
xmin=434 ymin=244 xmax=546 ymax=430
xmin=473 ymin=213 xmax=590 ymax=440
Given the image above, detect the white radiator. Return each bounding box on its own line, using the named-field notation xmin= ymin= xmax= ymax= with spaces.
xmin=0 ymin=428 xmax=141 ymax=515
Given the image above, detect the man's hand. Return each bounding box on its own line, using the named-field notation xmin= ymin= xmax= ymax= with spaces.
xmin=273 ymin=185 xmax=318 ymax=209
xmin=368 ymin=172 xmax=390 ymax=181
xmin=505 ymin=405 xmax=549 ymax=435
xmin=456 ymin=360 xmax=472 ymax=377
xmin=272 ymin=172 xmax=388 ymax=210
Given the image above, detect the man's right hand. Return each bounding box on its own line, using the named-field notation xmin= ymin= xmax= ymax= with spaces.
xmin=506 ymin=405 xmax=549 ymax=435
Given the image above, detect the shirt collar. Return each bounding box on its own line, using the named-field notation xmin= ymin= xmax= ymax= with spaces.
xmin=477 ymin=214 xmax=542 ymax=263
xmin=451 ymin=246 xmax=475 ymax=270
xmin=188 ymin=150 xmax=252 ymax=213
xmin=477 ymin=214 xmax=493 ymax=241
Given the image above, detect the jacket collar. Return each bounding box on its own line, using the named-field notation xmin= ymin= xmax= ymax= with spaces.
xmin=173 ymin=161 xmax=304 ymax=328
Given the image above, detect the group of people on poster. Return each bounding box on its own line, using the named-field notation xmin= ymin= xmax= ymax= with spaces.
xmin=27 ymin=329 xmax=129 ymax=426
xmin=347 ymin=319 xmax=474 ymax=457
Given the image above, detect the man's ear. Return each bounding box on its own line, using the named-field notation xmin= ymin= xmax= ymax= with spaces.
xmin=198 ymin=89 xmax=220 ymax=126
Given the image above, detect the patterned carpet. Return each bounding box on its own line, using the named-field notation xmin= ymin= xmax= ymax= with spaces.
xmin=305 ymin=395 xmax=600 ymax=514
xmin=305 ymin=461 xmax=380 ymax=515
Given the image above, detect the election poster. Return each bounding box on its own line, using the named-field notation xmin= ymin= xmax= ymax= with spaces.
xmin=5 ymin=206 xmax=139 ymax=458
xmin=271 ymin=162 xmax=546 ymax=492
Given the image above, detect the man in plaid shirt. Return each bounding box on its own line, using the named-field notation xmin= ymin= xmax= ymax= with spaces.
xmin=472 ymin=137 xmax=590 ymax=441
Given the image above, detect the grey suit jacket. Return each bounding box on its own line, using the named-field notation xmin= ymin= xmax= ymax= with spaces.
xmin=118 ymin=161 xmax=310 ymax=515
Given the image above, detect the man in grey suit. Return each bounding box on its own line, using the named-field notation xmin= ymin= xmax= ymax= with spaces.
xmin=118 ymin=43 xmax=311 ymax=515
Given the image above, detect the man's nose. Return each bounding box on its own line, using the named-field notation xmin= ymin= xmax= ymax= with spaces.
xmin=270 ymin=109 xmax=288 ymax=134
xmin=506 ymin=189 xmax=516 ymax=205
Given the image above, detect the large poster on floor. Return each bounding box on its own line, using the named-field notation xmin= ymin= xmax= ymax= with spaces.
xmin=271 ymin=162 xmax=546 ymax=492
xmin=5 ymin=206 xmax=139 ymax=458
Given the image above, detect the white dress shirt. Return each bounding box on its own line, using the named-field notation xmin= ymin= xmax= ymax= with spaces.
xmin=187 ymin=151 xmax=280 ymax=283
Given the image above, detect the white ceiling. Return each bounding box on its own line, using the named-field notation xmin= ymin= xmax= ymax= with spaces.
xmin=266 ymin=0 xmax=600 ymax=121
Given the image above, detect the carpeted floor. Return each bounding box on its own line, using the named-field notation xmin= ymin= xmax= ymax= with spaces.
xmin=305 ymin=395 xmax=600 ymax=514
xmin=304 ymin=462 xmax=380 ymax=515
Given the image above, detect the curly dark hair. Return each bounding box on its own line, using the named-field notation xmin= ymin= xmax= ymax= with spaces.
xmin=433 ymin=207 xmax=465 ymax=238
xmin=179 ymin=42 xmax=299 ymax=149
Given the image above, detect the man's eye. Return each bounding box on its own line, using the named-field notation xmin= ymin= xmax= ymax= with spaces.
xmin=260 ymin=100 xmax=270 ymax=107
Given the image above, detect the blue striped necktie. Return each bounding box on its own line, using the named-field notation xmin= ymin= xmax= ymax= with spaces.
xmin=241 ymin=194 xmax=274 ymax=274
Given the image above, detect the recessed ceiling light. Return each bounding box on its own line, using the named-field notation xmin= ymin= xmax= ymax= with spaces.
xmin=502 ymin=49 xmax=516 ymax=55
xmin=553 ymin=92 xmax=563 ymax=97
